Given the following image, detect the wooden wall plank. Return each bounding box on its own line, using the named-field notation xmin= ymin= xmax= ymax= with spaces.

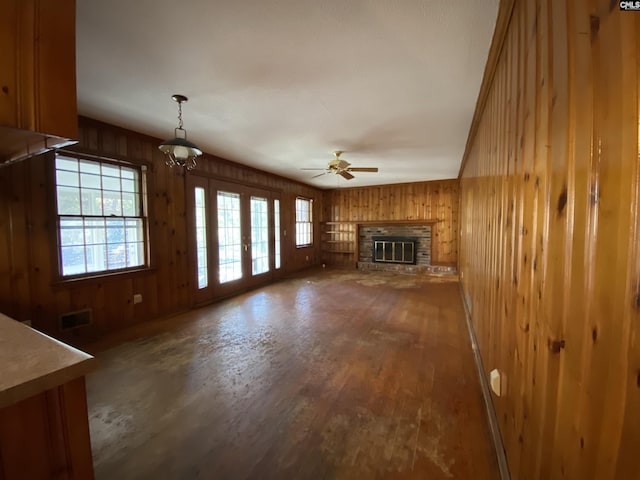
xmin=459 ymin=0 xmax=640 ymax=478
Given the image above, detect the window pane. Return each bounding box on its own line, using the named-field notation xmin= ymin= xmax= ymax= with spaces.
xmin=274 ymin=199 xmax=281 ymax=269
xmin=81 ymin=188 xmax=103 ymax=215
xmin=59 ymin=219 xmax=85 ymax=246
xmin=85 ymin=218 xmax=106 ymax=244
xmin=101 ymin=164 xmax=121 ymax=178
xmin=103 ymin=190 xmax=122 ymax=216
xmin=217 ymin=191 xmax=242 ymax=283
xmin=194 ymin=187 xmax=208 ymax=289
xmin=122 ymin=192 xmax=139 ymax=216
xmin=57 ymin=186 xmax=81 ymax=215
xmin=127 ymin=242 xmax=144 ymax=267
xmin=125 ymin=219 xmax=143 ymax=243
xmin=80 ymin=173 xmax=101 ymax=189
xmin=56 ymin=157 xmax=78 ymax=172
xmin=121 ymin=178 xmax=137 ymax=193
xmin=56 ymin=169 xmax=79 ymax=187
xmin=251 ymin=196 xmax=269 ymax=276
xmin=61 ymin=246 xmax=86 ymax=276
xmin=79 ymin=160 xmax=100 ymax=174
xmin=102 ymin=176 xmax=121 ymax=191
xmin=107 ymin=243 xmax=127 ymax=269
xmin=106 ymin=218 xmax=125 ymax=243
xmin=86 ymin=244 xmax=107 ymax=273
xmin=121 ymin=169 xmax=135 ymax=180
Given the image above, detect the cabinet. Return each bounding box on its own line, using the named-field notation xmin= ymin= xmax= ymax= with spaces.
xmin=0 ymin=0 xmax=78 ymax=165
xmin=0 ymin=313 xmax=95 ymax=479
xmin=0 ymin=378 xmax=95 ymax=480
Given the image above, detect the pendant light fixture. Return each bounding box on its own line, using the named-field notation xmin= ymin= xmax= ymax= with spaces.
xmin=159 ymin=94 xmax=202 ymax=170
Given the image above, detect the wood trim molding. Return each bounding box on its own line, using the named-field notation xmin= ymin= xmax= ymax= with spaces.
xmin=458 ymin=282 xmax=511 ymax=480
xmin=323 ymin=219 xmax=440 ymax=225
xmin=458 ymin=0 xmax=517 ymax=178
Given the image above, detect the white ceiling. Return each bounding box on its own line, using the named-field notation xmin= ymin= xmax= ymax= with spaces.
xmin=76 ymin=0 xmax=498 ymax=188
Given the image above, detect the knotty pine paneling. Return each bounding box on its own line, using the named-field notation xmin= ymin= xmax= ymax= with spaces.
xmin=0 ymin=117 xmax=322 ymax=342
xmin=459 ymin=1 xmax=640 ymax=479
xmin=322 ymin=179 xmax=458 ymax=265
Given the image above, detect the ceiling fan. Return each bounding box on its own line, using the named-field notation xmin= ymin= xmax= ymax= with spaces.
xmin=302 ymin=151 xmax=379 ymax=180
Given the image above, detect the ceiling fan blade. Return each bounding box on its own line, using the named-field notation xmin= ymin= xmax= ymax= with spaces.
xmin=347 ymin=167 xmax=378 ymax=172
xmin=339 ymin=171 xmax=354 ymax=180
xmin=311 ymin=172 xmax=329 ymax=178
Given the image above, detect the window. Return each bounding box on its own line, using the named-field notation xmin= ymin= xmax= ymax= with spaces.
xmin=295 ymin=197 xmax=313 ymax=247
xmin=194 ymin=187 xmax=208 ymax=289
xmin=55 ymin=154 xmax=147 ymax=277
xmin=217 ymin=191 xmax=243 ymax=283
xmin=274 ymin=199 xmax=281 ymax=269
xmin=250 ymin=196 xmax=269 ymax=275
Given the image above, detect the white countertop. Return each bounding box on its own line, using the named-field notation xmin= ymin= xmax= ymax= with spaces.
xmin=0 ymin=312 xmax=96 ymax=409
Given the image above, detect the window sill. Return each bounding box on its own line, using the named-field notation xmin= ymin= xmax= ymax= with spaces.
xmin=296 ymin=244 xmax=314 ymax=249
xmin=52 ymin=266 xmax=156 ymax=288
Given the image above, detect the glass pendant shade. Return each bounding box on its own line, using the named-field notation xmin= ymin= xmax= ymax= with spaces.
xmin=159 ymin=94 xmax=202 ymax=170
xmin=159 ymin=134 xmax=202 ymax=170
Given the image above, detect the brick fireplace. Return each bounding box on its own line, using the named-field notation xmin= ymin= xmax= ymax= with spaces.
xmin=358 ymin=224 xmax=432 ymax=273
xmin=372 ymin=236 xmax=418 ymax=264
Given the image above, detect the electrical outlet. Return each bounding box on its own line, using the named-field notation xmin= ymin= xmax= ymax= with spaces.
xmin=305 ymin=255 xmax=309 ymax=261
xmin=133 ymin=293 xmax=143 ymax=304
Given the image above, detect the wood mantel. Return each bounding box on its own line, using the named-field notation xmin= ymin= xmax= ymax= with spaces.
xmin=355 ymin=219 xmax=440 ymax=225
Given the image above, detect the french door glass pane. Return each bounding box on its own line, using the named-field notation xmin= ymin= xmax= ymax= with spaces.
xmin=250 ymin=196 xmax=269 ymax=275
xmin=194 ymin=187 xmax=208 ymax=289
xmin=274 ymin=199 xmax=281 ymax=269
xmin=218 ymin=191 xmax=242 ymax=283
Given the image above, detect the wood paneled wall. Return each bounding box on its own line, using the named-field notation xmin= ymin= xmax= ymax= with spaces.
xmin=322 ymin=179 xmax=459 ymax=265
xmin=459 ymin=1 xmax=640 ymax=478
xmin=0 ymin=117 xmax=322 ymax=342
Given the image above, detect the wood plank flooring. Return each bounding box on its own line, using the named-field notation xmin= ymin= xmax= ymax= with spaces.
xmin=85 ymin=269 xmax=499 ymax=479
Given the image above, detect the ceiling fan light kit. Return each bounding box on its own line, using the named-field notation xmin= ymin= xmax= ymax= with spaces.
xmin=159 ymin=94 xmax=203 ymax=171
xmin=303 ymin=151 xmax=379 ymax=180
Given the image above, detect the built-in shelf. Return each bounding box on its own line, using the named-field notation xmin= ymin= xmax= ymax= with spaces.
xmin=320 ymin=222 xmax=357 ymax=261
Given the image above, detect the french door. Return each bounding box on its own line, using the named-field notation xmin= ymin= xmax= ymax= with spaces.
xmin=187 ymin=176 xmax=282 ymax=304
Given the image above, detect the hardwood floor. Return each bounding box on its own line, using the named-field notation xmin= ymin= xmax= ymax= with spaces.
xmin=85 ymin=269 xmax=499 ymax=479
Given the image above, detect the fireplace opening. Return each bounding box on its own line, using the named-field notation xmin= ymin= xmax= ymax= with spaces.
xmin=372 ymin=236 xmax=417 ymax=264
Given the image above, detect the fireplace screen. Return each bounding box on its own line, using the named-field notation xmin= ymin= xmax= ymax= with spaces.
xmin=372 ymin=237 xmax=417 ymax=264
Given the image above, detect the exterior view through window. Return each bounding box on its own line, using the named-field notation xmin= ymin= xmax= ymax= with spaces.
xmin=217 ymin=191 xmax=242 ymax=283
xmin=274 ymin=199 xmax=281 ymax=269
xmin=250 ymin=196 xmax=269 ymax=275
xmin=194 ymin=187 xmax=208 ymax=289
xmin=295 ymin=197 xmax=313 ymax=246
xmin=55 ymin=154 xmax=146 ymax=277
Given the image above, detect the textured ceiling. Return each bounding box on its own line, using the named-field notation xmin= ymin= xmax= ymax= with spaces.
xmin=76 ymin=0 xmax=498 ymax=188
